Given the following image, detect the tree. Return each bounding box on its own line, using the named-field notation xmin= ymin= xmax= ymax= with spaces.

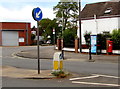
xmin=53 ymin=2 xmax=78 ymax=31
xmin=38 ymin=18 xmax=61 ymax=44
xmin=53 ymin=1 xmax=78 ymax=47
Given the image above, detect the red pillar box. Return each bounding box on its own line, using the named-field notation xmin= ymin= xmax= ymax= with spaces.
xmin=107 ymin=41 xmax=113 ymax=54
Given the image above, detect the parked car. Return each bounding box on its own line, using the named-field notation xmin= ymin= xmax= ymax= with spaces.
xmin=46 ymin=40 xmax=51 ymax=44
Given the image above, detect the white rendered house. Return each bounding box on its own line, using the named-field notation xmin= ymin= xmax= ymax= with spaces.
xmin=77 ymin=1 xmax=120 ymax=44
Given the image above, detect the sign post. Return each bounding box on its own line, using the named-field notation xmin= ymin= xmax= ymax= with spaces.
xmin=32 ymin=7 xmax=43 ymax=74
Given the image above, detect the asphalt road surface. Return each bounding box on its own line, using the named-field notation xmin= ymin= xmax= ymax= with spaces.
xmin=1 ymin=46 xmax=119 ymax=87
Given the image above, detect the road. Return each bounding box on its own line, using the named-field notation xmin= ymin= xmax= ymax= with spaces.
xmin=1 ymin=46 xmax=119 ymax=87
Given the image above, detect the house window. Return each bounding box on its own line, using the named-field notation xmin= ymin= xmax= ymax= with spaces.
xmin=104 ymin=8 xmax=112 ymax=14
xmin=19 ymin=37 xmax=24 ymax=42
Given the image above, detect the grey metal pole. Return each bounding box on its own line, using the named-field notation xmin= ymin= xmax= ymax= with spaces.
xmin=62 ymin=10 xmax=64 ymax=59
xmin=79 ymin=0 xmax=82 ymax=53
xmin=37 ymin=21 xmax=40 ymax=74
xmin=89 ymin=38 xmax=92 ymax=60
xmin=53 ymin=28 xmax=55 ymax=49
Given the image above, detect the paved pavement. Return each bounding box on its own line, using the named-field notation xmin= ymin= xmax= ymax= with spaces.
xmin=1 ymin=65 xmax=85 ymax=79
xmin=1 ymin=66 xmax=55 ymax=79
xmin=15 ymin=46 xmax=119 ymax=63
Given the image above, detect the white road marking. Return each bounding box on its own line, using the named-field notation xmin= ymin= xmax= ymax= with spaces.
xmin=72 ymin=81 xmax=120 ymax=87
xmin=70 ymin=74 xmax=119 ymax=87
xmin=70 ymin=74 xmax=119 ymax=81
xmin=92 ymin=74 xmax=120 ymax=79
xmin=69 ymin=75 xmax=99 ymax=81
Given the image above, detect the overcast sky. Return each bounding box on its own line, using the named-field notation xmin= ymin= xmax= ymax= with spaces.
xmin=0 ymin=0 xmax=110 ymax=27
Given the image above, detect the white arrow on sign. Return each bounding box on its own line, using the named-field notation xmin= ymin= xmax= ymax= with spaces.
xmin=36 ymin=10 xmax=42 ymax=18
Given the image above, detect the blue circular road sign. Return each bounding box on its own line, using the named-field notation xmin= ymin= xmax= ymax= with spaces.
xmin=32 ymin=7 xmax=43 ymax=21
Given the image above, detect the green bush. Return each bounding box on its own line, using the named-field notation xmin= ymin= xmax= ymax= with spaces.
xmin=97 ymin=33 xmax=111 ymax=49
xmin=51 ymin=70 xmax=69 ymax=78
xmin=63 ymin=29 xmax=76 ymax=48
xmin=84 ymin=31 xmax=91 ymax=45
xmin=111 ymin=29 xmax=120 ymax=50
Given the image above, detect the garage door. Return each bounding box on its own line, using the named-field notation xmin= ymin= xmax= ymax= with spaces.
xmin=2 ymin=31 xmax=18 ymax=46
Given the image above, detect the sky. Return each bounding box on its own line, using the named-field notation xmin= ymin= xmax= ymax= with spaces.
xmin=0 ymin=0 xmax=110 ymax=27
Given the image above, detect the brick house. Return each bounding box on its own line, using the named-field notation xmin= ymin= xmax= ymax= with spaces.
xmin=0 ymin=22 xmax=31 ymax=46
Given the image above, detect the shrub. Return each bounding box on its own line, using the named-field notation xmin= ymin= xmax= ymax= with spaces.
xmin=84 ymin=31 xmax=91 ymax=45
xmin=111 ymin=29 xmax=120 ymax=50
xmin=97 ymin=33 xmax=111 ymax=49
xmin=63 ymin=29 xmax=76 ymax=48
xmin=51 ymin=70 xmax=70 ymax=78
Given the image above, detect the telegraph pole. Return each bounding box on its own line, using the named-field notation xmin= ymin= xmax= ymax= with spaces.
xmin=79 ymin=0 xmax=82 ymax=53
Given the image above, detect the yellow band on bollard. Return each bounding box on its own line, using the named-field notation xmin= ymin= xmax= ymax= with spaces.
xmin=53 ymin=61 xmax=59 ymax=70
xmin=60 ymin=61 xmax=63 ymax=70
